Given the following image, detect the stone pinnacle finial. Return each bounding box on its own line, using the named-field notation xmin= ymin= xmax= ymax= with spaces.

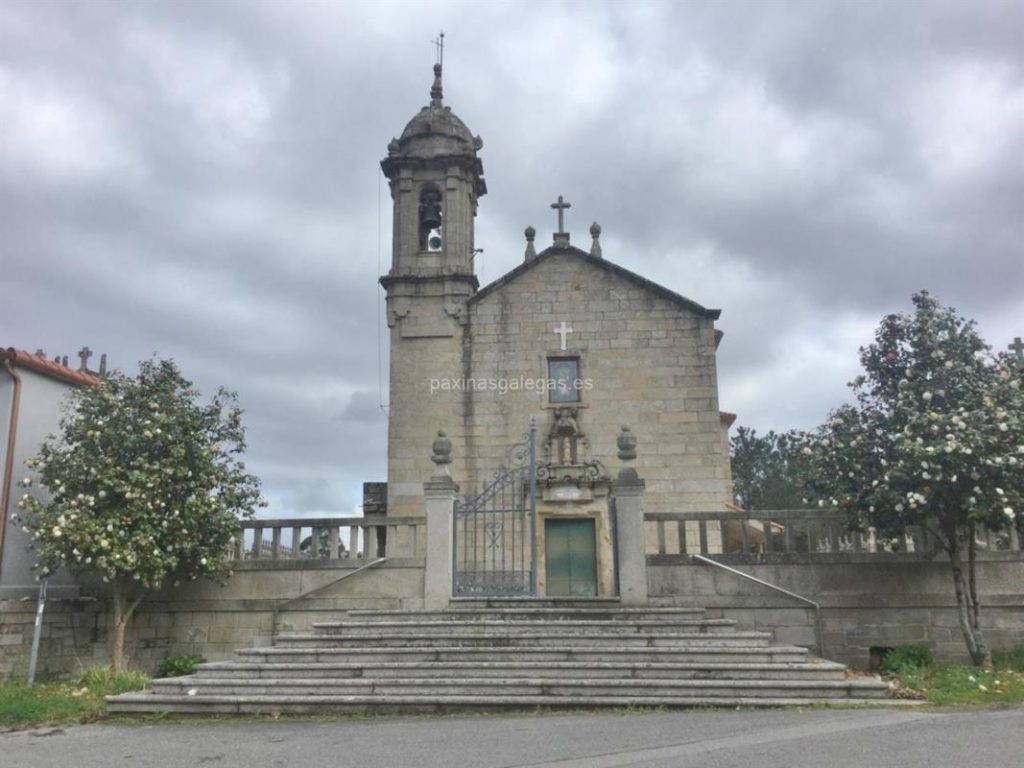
xmin=617 ymin=425 xmax=637 ymax=462
xmin=430 ymin=63 xmax=443 ymax=107
xmin=616 ymin=425 xmax=640 ymax=485
xmin=524 ymin=225 xmax=537 ymax=261
xmin=589 ymin=221 xmax=602 ymax=258
xmin=431 ymin=429 xmax=452 ymax=465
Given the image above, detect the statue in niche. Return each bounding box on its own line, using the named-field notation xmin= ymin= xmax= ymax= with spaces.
xmin=418 ymin=184 xmax=443 ymax=250
xmin=551 ymin=407 xmax=580 ymax=466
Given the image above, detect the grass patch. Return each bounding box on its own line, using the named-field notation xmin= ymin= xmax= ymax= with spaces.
xmin=156 ymin=654 xmax=206 ymax=679
xmin=992 ymin=646 xmax=1024 ymax=672
xmin=892 ymin=664 xmax=1024 ymax=707
xmin=0 ymin=668 xmax=149 ymax=729
xmin=881 ymin=642 xmax=1024 ymax=707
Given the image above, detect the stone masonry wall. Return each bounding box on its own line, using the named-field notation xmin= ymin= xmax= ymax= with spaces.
xmin=0 ymin=562 xmax=425 ymax=682
xmin=0 ymin=596 xmax=109 ymax=681
xmin=465 ymin=252 xmax=731 ymax=512
xmin=648 ymin=556 xmax=1024 ymax=668
xmin=5 ymin=555 xmax=1022 ymax=678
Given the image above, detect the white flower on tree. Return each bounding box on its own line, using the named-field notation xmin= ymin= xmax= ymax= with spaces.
xmin=10 ymin=358 xmax=262 ymax=670
xmin=791 ymin=292 xmax=1024 ymax=667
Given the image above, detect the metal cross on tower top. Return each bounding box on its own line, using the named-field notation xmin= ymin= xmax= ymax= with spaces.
xmin=432 ymin=30 xmax=445 ymax=67
xmin=551 ymin=195 xmax=571 ymax=234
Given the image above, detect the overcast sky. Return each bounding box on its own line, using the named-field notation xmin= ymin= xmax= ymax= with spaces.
xmin=3 ymin=0 xmax=1022 ymax=517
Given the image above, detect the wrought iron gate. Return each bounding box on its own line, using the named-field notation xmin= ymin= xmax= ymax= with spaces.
xmin=453 ymin=423 xmax=537 ymax=596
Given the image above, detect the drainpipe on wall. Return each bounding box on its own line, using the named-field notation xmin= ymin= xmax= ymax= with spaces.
xmin=1 ymin=350 xmax=23 ymax=578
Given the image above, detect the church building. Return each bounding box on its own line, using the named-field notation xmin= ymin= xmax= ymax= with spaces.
xmin=380 ymin=63 xmax=734 ymax=598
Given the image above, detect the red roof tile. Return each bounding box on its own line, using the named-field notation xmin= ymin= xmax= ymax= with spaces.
xmin=2 ymin=348 xmax=101 ymax=387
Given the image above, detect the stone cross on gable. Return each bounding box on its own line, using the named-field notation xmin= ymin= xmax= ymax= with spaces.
xmin=551 ymin=195 xmax=571 ymax=234
xmin=1010 ymin=337 xmax=1024 ymax=369
xmin=77 ymin=346 xmax=92 ymax=372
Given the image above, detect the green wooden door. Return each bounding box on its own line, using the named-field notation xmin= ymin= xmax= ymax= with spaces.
xmin=545 ymin=518 xmax=597 ymax=597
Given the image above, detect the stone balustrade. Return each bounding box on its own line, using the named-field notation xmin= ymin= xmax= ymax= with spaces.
xmin=235 ymin=515 xmax=426 ymax=562
xmin=645 ymin=509 xmax=1022 ymax=560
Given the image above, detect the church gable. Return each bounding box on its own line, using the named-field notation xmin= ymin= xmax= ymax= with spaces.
xmin=470 ymin=245 xmax=721 ymax=321
xmin=463 ymin=247 xmax=730 ymax=514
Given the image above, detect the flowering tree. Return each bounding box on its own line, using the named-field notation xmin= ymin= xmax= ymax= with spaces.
xmin=730 ymin=427 xmax=805 ymax=511
xmin=11 ymin=359 xmax=264 ymax=670
xmin=793 ymin=293 xmax=1023 ymax=665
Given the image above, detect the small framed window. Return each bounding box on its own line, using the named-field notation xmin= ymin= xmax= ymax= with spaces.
xmin=548 ymin=357 xmax=582 ymax=403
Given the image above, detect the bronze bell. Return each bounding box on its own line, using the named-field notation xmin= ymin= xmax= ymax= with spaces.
xmin=419 ymin=188 xmax=443 ymax=232
xmin=420 ymin=208 xmax=442 ymax=232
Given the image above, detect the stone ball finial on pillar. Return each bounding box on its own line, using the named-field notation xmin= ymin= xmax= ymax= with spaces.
xmin=616 ymin=425 xmax=640 ymax=485
xmin=431 ymin=429 xmax=453 ymax=466
xmin=524 ymin=225 xmax=537 ymax=262
xmin=617 ymin=425 xmax=637 ymax=461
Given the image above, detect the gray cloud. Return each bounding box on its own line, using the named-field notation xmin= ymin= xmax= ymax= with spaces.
xmin=2 ymin=0 xmax=1022 ymax=514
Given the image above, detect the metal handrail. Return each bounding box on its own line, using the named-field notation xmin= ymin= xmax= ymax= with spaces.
xmin=271 ymin=557 xmax=387 ymax=633
xmin=693 ymin=554 xmax=825 ymax=659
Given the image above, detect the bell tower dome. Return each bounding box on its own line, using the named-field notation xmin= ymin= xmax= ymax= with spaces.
xmin=380 ymin=63 xmax=486 ymax=278
xmin=379 ymin=60 xmax=484 ymax=516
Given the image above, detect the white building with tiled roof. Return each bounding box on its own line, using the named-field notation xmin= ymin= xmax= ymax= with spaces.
xmin=1 ymin=348 xmax=102 ymax=594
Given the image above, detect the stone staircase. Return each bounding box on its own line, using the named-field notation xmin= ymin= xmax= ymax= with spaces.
xmin=107 ymin=600 xmax=896 ymax=713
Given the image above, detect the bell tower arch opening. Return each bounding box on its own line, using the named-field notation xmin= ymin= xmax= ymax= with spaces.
xmin=418 ymin=182 xmax=443 ymax=252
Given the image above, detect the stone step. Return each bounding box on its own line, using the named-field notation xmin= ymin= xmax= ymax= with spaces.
xmin=310 ymin=619 xmax=739 ymax=635
xmin=196 ymin=659 xmax=847 ymax=681
xmin=273 ymin=631 xmax=773 ymax=649
xmin=344 ymin=607 xmax=708 ymax=622
xmin=105 ymin=602 xmax=903 ymax=714
xmin=149 ymin=676 xmax=891 ymax=700
xmin=235 ymin=645 xmax=810 ymax=665
xmin=450 ymin=597 xmax=624 ymax=609
xmin=107 ymin=692 xmax=914 ymax=715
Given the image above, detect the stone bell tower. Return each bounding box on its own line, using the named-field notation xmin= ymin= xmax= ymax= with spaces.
xmin=379 ymin=61 xmax=486 ymax=516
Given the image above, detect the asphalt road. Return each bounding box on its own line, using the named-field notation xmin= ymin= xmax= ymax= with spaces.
xmin=3 ymin=707 xmax=1022 ymax=768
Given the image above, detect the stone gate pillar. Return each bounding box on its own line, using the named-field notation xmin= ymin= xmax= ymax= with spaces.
xmin=613 ymin=426 xmax=648 ymax=606
xmin=423 ymin=430 xmax=458 ymax=611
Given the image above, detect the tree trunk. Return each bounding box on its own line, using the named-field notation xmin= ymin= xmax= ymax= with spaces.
xmin=110 ymin=581 xmax=145 ymax=671
xmin=948 ymin=532 xmax=990 ymax=667
xmin=966 ymin=524 xmax=991 ymax=666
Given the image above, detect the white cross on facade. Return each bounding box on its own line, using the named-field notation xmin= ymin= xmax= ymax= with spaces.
xmin=554 ymin=321 xmax=573 ymax=351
